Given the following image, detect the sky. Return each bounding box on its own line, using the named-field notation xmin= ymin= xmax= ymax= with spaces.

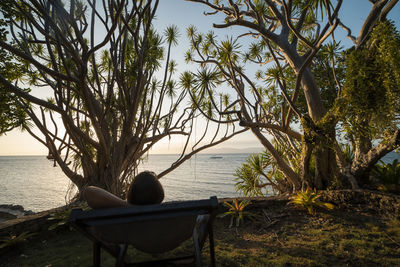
xmin=0 ymin=0 xmax=399 ymax=156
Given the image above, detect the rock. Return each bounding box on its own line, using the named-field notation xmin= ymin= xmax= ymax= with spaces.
xmin=0 ymin=204 xmax=35 ymax=223
xmin=0 ymin=204 xmax=25 ymax=211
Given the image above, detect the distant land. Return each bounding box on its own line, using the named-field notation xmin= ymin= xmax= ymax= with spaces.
xmin=200 ymin=149 xmax=399 ymax=160
xmin=0 ymin=147 xmax=264 ymax=156
xmin=199 ymin=146 xmax=264 ymax=154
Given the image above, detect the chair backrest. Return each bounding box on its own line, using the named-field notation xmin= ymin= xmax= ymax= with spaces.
xmin=69 ymin=197 xmax=218 ymax=254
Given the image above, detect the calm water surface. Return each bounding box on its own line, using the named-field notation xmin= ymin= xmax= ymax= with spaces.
xmin=0 ymin=154 xmax=247 ymax=212
xmin=0 ymin=156 xmax=70 ymax=212
xmin=0 ymin=152 xmax=398 ymax=212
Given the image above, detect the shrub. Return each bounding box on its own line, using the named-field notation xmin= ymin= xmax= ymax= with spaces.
xmin=219 ymin=199 xmax=252 ymax=228
xmin=289 ymin=188 xmax=334 ymax=214
xmin=371 ymin=159 xmax=400 ymax=194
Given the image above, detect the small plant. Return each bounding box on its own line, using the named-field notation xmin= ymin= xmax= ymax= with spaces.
xmin=48 ymin=208 xmax=72 ymax=231
xmin=289 ymin=188 xmax=334 ymax=215
xmin=219 ymin=199 xmax=252 ymax=228
xmin=48 ymin=204 xmax=88 ymax=231
xmin=371 ymin=159 xmax=400 ymax=194
xmin=0 ymin=231 xmax=36 ymax=250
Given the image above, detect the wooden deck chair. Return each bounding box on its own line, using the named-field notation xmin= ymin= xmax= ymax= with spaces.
xmin=68 ymin=196 xmax=218 ymax=267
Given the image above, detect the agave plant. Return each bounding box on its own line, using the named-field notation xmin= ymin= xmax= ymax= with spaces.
xmin=289 ymin=188 xmax=334 ymax=215
xmin=219 ymin=199 xmax=252 ymax=228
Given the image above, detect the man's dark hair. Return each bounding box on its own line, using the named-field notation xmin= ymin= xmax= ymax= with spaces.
xmin=127 ymin=171 xmax=164 ymax=205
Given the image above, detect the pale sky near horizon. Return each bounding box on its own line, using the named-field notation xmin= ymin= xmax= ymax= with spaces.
xmin=0 ymin=0 xmax=399 ymax=156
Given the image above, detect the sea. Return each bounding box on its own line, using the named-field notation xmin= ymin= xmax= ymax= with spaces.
xmin=0 ymin=151 xmax=399 ymax=213
xmin=0 ymin=154 xmax=248 ymax=212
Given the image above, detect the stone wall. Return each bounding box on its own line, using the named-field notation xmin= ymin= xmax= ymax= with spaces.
xmin=219 ymin=190 xmax=400 ymax=218
xmin=319 ymin=190 xmax=400 ymax=218
xmin=0 ymin=206 xmax=69 ymax=238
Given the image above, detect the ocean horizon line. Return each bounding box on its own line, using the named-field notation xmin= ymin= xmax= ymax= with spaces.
xmin=0 ymin=151 xmax=259 ymax=157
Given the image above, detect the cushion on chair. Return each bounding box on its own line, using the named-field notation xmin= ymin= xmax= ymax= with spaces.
xmin=91 ymin=215 xmax=197 ymax=253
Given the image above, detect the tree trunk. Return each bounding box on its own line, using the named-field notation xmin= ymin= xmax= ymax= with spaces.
xmin=287 ymin=52 xmax=339 ymax=190
xmin=352 ymin=130 xmax=400 ymax=185
xmin=300 ymin=137 xmax=313 ymax=189
xmin=300 ymin=113 xmax=340 ymax=190
xmin=251 ymin=128 xmax=302 ymax=192
xmin=352 ymin=133 xmax=373 ymax=184
xmin=77 ymin=153 xmax=126 ymax=199
xmin=314 ymin=145 xmax=338 ymax=189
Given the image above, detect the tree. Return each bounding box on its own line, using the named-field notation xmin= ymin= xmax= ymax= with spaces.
xmin=0 ymin=17 xmax=29 ymax=135
xmin=0 ymin=0 xmax=244 ymax=197
xmin=186 ymin=0 xmax=400 ymax=194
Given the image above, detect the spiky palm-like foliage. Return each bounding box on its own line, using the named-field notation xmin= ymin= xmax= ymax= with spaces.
xmin=289 ymin=188 xmax=334 ymax=215
xmin=372 ymin=158 xmax=400 ymax=193
xmin=219 ymin=199 xmax=252 ymax=228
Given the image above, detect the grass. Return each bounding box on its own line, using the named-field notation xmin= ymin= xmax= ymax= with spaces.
xmin=213 ymin=205 xmax=400 ymax=266
xmin=1 ymin=201 xmax=400 ymax=266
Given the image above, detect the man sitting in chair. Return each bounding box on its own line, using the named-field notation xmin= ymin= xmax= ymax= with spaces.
xmin=84 ymin=171 xmax=164 ymax=209
xmin=71 ymin=170 xmax=216 ymax=266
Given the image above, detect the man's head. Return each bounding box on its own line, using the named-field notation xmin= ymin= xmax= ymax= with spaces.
xmin=127 ymin=171 xmax=164 ymax=205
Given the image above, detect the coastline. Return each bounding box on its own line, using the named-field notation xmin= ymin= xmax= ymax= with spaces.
xmin=0 ymin=204 xmax=34 ymax=223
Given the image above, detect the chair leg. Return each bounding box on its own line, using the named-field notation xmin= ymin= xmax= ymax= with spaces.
xmin=208 ymin=224 xmax=216 ymax=267
xmin=193 ymin=229 xmax=203 ymax=267
xmin=115 ymin=244 xmax=128 ymax=267
xmin=93 ymin=242 xmax=101 ymax=267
